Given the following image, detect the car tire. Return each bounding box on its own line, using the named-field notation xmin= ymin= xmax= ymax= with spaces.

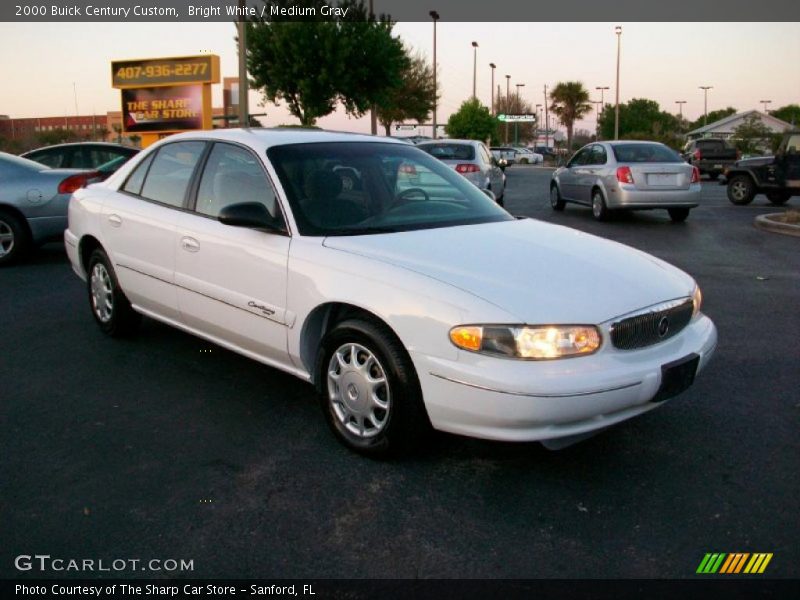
xmin=727 ymin=175 xmax=756 ymax=205
xmin=591 ymin=188 xmax=609 ymax=221
xmin=766 ymin=192 xmax=791 ymax=206
xmin=87 ymin=248 xmax=141 ymax=337
xmin=519 ymin=158 xmax=529 ymax=165
xmin=0 ymin=209 xmax=31 ymax=266
xmin=317 ymin=317 xmax=430 ymax=458
xmin=550 ymin=184 xmax=565 ymax=211
xmin=668 ymin=207 xmax=691 ymax=222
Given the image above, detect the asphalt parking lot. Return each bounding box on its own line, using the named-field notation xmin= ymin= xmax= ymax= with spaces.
xmin=2 ymin=167 xmax=799 ymax=580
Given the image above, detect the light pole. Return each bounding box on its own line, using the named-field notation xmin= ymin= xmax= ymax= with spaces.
xmin=429 ymin=10 xmax=439 ymax=139
xmin=614 ymin=26 xmax=622 ymax=140
xmin=544 ymin=84 xmax=550 ymax=150
xmin=505 ymin=74 xmax=511 ymax=143
xmin=489 ymin=63 xmax=496 ymax=115
xmin=535 ymin=103 xmax=542 ymax=146
xmin=593 ymin=100 xmax=602 ymax=140
xmin=514 ymin=83 xmax=525 ymax=145
xmin=760 ymin=100 xmax=772 ymax=114
xmin=675 ymin=100 xmax=687 ymax=132
xmin=699 ymin=86 xmax=713 ymax=126
xmin=596 ymin=86 xmax=609 ymax=109
xmin=237 ymin=0 xmax=249 ymax=128
xmin=369 ymin=0 xmax=376 ymax=135
xmin=471 ymin=42 xmax=479 ymax=100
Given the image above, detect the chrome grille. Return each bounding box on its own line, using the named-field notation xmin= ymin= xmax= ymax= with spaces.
xmin=610 ymin=299 xmax=693 ymax=350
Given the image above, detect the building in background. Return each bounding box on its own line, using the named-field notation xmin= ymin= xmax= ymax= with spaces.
xmin=686 ymin=110 xmax=793 ymax=141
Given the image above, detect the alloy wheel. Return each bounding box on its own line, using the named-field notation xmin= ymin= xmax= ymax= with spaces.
xmin=90 ymin=263 xmax=114 ymax=323
xmin=0 ymin=220 xmax=15 ymax=258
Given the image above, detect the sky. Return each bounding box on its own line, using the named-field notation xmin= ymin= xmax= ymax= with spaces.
xmin=1 ymin=21 xmax=798 ymax=135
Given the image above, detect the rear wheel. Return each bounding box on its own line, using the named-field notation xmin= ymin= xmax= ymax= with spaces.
xmin=668 ymin=207 xmax=691 ymax=222
xmin=318 ymin=318 xmax=430 ymax=457
xmin=87 ymin=248 xmax=141 ymax=337
xmin=591 ymin=188 xmax=609 ymax=221
xmin=550 ymin=184 xmax=565 ymax=211
xmin=727 ymin=175 xmax=756 ymax=205
xmin=766 ymin=192 xmax=791 ymax=206
xmin=0 ymin=209 xmax=31 ymax=266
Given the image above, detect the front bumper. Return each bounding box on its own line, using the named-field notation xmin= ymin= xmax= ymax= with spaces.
xmin=607 ymin=184 xmax=701 ymax=209
xmin=412 ymin=314 xmax=717 ymax=442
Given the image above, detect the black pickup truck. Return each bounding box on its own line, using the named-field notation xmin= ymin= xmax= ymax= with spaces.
xmin=725 ymin=131 xmax=800 ymax=206
xmin=682 ymin=138 xmax=739 ymax=180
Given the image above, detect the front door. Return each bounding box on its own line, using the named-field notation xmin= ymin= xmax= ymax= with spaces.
xmin=174 ymin=142 xmax=292 ymax=367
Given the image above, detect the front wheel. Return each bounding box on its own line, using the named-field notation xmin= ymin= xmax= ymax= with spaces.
xmin=766 ymin=192 xmax=791 ymax=206
xmin=550 ymin=185 xmax=565 ymax=211
xmin=87 ymin=248 xmax=141 ymax=337
xmin=318 ymin=318 xmax=430 ymax=457
xmin=592 ymin=189 xmax=609 ymax=221
xmin=727 ymin=175 xmax=756 ymax=205
xmin=668 ymin=207 xmax=691 ymax=222
xmin=0 ymin=209 xmax=31 ymax=266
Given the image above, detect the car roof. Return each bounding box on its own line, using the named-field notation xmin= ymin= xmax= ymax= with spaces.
xmin=163 ymin=128 xmax=410 ymax=151
xmin=602 ymin=140 xmax=668 ymax=146
xmin=417 ymin=139 xmax=480 ymax=146
xmin=23 ymin=142 xmax=138 ymax=153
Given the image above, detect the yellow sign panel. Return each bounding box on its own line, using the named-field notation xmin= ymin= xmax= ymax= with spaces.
xmin=111 ymin=55 xmax=220 ymax=89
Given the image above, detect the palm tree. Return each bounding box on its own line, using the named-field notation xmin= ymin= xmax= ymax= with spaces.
xmin=549 ymin=81 xmax=593 ymax=152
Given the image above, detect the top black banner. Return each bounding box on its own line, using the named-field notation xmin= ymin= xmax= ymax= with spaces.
xmin=3 ymin=0 xmax=800 ymax=22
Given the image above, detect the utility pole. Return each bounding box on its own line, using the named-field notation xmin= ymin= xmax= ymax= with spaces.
xmin=369 ymin=0 xmax=377 ymax=135
xmin=614 ymin=26 xmax=622 ymax=140
xmin=675 ymin=100 xmax=687 ymax=132
xmin=515 ymin=83 xmax=525 ymax=145
xmin=593 ymin=100 xmax=602 ymax=140
xmin=505 ymin=75 xmax=511 ymax=143
xmin=237 ymin=0 xmax=249 ymax=128
xmin=430 ymin=11 xmax=439 ymax=139
xmin=489 ymin=63 xmax=496 ymax=115
xmin=471 ymin=42 xmax=479 ymax=100
xmin=699 ymin=86 xmax=713 ymax=126
xmin=544 ymin=84 xmax=550 ymax=150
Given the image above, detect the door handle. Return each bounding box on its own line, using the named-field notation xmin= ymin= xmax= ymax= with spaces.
xmin=107 ymin=214 xmax=122 ymax=227
xmin=181 ymin=237 xmax=200 ymax=253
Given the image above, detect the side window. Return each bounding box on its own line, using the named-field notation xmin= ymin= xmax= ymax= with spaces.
xmin=28 ymin=149 xmax=65 ymax=168
xmin=122 ymin=153 xmax=155 ymax=196
xmin=569 ymin=148 xmax=590 ymax=167
xmin=140 ymin=141 xmax=206 ymax=208
xmin=785 ymin=135 xmax=800 ymax=154
xmin=591 ymin=145 xmax=607 ymax=165
xmin=195 ymin=143 xmax=281 ymax=220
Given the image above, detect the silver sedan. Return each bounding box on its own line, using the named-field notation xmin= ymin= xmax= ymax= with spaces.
xmin=0 ymin=152 xmax=92 ymax=265
xmin=550 ymin=141 xmax=701 ymax=222
xmin=418 ymin=140 xmax=506 ymax=205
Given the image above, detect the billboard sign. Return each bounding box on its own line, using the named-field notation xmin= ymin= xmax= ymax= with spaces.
xmin=122 ymin=85 xmax=205 ymax=133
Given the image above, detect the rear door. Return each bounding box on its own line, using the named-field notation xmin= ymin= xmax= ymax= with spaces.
xmin=102 ymin=140 xmax=207 ymax=321
xmin=174 ymin=141 xmax=292 ymax=365
xmin=781 ymin=133 xmax=800 ymax=188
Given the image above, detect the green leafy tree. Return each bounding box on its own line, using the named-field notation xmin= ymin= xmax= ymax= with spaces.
xmin=445 ymin=98 xmax=498 ymax=142
xmin=688 ymin=107 xmax=737 ymax=131
xmin=770 ymin=104 xmax=800 ymax=126
xmin=376 ymin=47 xmax=437 ymax=136
xmin=548 ymin=81 xmax=593 ymax=152
xmin=732 ymin=114 xmax=773 ymax=155
xmin=246 ymin=0 xmax=407 ymax=126
xmin=598 ymin=98 xmax=682 ymax=148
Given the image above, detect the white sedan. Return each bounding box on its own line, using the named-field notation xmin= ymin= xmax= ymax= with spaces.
xmin=65 ymin=129 xmax=717 ymax=456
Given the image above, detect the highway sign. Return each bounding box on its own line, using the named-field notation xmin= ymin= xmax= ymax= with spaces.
xmin=497 ymin=114 xmax=537 ymax=122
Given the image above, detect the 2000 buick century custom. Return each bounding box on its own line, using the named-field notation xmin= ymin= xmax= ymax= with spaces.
xmin=65 ymin=129 xmax=717 ymax=456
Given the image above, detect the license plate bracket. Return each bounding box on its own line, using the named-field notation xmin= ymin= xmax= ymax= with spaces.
xmin=651 ymin=353 xmax=700 ymax=402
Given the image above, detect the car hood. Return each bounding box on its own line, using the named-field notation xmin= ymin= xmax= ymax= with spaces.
xmin=735 ymin=156 xmax=773 ymax=168
xmin=322 ymin=219 xmax=695 ymax=324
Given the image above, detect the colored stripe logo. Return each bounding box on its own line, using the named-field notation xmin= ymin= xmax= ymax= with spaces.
xmin=697 ymin=553 xmax=773 ymax=574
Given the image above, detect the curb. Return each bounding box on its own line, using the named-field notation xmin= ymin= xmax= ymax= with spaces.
xmin=754 ymin=213 xmax=800 ymax=238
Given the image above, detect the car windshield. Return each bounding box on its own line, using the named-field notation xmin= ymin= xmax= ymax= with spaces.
xmin=417 ymin=143 xmax=476 ymax=160
xmin=267 ymin=142 xmax=512 ymax=236
xmin=613 ymin=143 xmax=682 ymax=163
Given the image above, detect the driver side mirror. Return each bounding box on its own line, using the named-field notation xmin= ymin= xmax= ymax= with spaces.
xmin=218 ymin=202 xmax=284 ymax=233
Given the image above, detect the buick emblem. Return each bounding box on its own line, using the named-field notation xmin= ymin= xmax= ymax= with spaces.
xmin=658 ymin=316 xmax=670 ymax=337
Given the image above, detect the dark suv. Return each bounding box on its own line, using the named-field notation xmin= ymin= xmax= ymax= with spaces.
xmin=725 ymin=131 xmax=800 ymax=206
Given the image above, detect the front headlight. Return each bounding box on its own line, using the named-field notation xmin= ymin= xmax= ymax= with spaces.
xmin=449 ymin=324 xmax=601 ymax=360
xmin=692 ymin=285 xmax=703 ymax=318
